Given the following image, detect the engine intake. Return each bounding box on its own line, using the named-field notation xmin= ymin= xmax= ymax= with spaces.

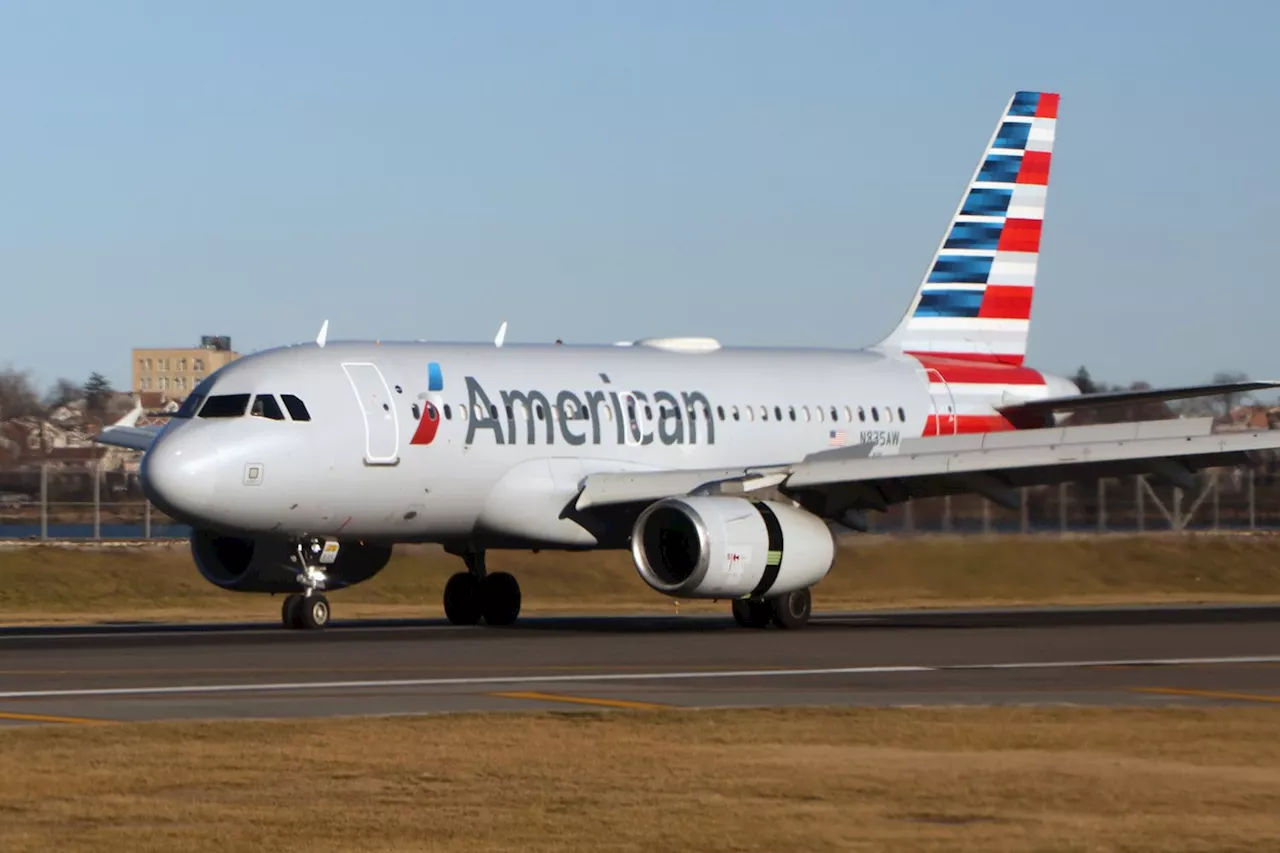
xmin=190 ymin=529 xmax=392 ymax=593
xmin=631 ymin=496 xmax=834 ymax=599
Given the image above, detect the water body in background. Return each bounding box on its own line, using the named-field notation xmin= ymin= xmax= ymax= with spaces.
xmin=0 ymin=523 xmax=190 ymax=539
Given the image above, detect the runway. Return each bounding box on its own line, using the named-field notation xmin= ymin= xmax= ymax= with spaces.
xmin=1 ymin=605 xmax=1279 ymax=726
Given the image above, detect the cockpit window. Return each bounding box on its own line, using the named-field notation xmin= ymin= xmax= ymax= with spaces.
xmin=198 ymin=394 xmax=250 ymax=418
xmin=250 ymin=394 xmax=286 ymax=420
xmin=281 ymin=394 xmax=311 ymax=422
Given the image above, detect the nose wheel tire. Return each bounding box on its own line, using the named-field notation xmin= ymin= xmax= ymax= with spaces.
xmin=770 ymin=588 xmax=812 ymax=630
xmin=282 ymin=593 xmax=330 ymax=630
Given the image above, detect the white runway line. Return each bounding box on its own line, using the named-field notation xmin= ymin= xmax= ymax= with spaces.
xmin=1 ymin=655 xmax=1278 ymax=700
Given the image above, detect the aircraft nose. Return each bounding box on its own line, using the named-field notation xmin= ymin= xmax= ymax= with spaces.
xmin=141 ymin=430 xmax=220 ymax=522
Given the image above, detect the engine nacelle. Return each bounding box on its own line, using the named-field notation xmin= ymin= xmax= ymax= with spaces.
xmin=190 ymin=529 xmax=393 ymax=593
xmin=631 ymin=496 xmax=835 ymax=599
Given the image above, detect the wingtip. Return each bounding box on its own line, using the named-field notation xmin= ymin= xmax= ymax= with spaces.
xmin=316 ymin=319 xmax=329 ymax=348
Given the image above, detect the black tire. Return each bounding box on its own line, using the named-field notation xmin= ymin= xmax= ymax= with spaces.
xmin=281 ymin=593 xmax=303 ymax=629
xmin=444 ymin=572 xmax=483 ymax=625
xmin=298 ymin=593 xmax=331 ymax=630
xmin=731 ymin=598 xmax=772 ymax=629
xmin=770 ymin=588 xmax=812 ymax=630
xmin=481 ymin=572 xmax=522 ymax=627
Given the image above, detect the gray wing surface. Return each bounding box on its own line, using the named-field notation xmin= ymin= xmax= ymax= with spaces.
xmin=94 ymin=403 xmax=163 ymax=451
xmin=575 ymin=417 xmax=1280 ymax=518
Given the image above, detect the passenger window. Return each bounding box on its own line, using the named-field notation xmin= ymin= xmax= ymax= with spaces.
xmin=844 ymin=406 xmax=853 ymax=423
xmin=731 ymin=406 xmax=740 ymax=421
xmin=444 ymin=404 xmax=453 ymax=420
xmin=281 ymin=395 xmax=311 ymax=422
xmin=788 ymin=406 xmax=796 ymax=422
xmin=872 ymin=407 xmax=880 ymax=422
xmin=858 ymin=406 xmax=866 ymax=422
xmin=815 ymin=406 xmax=824 ymax=423
xmin=716 ymin=405 xmax=725 ymax=421
xmin=199 ymin=394 xmax=250 ymax=418
xmin=459 ymin=404 xmax=468 ymax=421
xmin=830 ymin=406 xmax=838 ymax=422
xmin=761 ymin=407 xmax=769 ymax=422
xmin=412 ymin=404 xmax=421 ymax=420
xmin=773 ymin=406 xmax=782 ymax=422
xmin=250 ymin=395 xmax=286 ymax=421
xmin=898 ymin=406 xmax=906 ymax=421
xmin=886 ymin=407 xmax=894 ymax=423
xmin=802 ymin=406 xmax=810 ymax=422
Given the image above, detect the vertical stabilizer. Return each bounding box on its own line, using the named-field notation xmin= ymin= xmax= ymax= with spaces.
xmin=878 ymin=91 xmax=1059 ymax=366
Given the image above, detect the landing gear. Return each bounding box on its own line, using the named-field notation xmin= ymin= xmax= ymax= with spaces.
xmin=443 ymin=549 xmax=522 ymax=627
xmin=730 ymin=588 xmax=812 ymax=630
xmin=280 ymin=537 xmax=337 ymax=630
xmin=281 ymin=591 xmax=331 ymax=630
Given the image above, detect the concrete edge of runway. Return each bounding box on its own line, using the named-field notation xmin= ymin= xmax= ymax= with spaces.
xmin=1 ymin=602 xmax=1277 ymax=641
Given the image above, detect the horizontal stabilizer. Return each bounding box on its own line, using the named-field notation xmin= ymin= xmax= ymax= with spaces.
xmin=998 ymin=380 xmax=1280 ymax=418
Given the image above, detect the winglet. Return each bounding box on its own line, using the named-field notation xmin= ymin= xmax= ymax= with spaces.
xmin=494 ymin=321 xmax=508 ymax=348
xmin=109 ymin=399 xmax=145 ymax=429
xmin=316 ymin=319 xmax=329 ymax=348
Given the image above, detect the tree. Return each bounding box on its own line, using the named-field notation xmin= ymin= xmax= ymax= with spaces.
xmin=1210 ymin=370 xmax=1251 ymax=418
xmin=44 ymin=378 xmax=82 ymax=409
xmin=1072 ymin=366 xmax=1098 ymax=396
xmin=83 ymin=372 xmax=114 ymax=418
xmin=0 ymin=367 xmax=42 ymax=420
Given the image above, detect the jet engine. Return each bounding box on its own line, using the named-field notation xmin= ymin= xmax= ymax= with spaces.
xmin=190 ymin=529 xmax=393 ymax=593
xmin=631 ymin=496 xmax=835 ymax=599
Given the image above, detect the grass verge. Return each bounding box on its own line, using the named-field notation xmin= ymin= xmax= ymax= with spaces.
xmin=1 ymin=706 xmax=1279 ymax=852
xmin=3 ymin=534 xmax=1280 ymax=624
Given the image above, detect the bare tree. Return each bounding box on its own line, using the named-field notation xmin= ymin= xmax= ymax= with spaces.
xmin=1211 ymin=370 xmax=1252 ymax=418
xmin=44 ymin=378 xmax=82 ymax=409
xmin=0 ymin=367 xmax=42 ymax=420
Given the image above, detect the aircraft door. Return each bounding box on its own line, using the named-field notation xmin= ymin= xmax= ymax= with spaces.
xmin=919 ymin=368 xmax=958 ymax=436
xmin=342 ymin=362 xmax=401 ymax=465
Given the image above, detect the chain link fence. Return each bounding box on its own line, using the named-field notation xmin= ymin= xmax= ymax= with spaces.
xmin=2 ymin=462 xmax=1279 ymax=540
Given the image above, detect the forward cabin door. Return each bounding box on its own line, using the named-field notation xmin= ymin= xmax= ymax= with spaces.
xmin=342 ymin=362 xmax=401 ymax=465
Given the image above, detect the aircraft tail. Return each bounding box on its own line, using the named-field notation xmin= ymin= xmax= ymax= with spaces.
xmin=878 ymin=91 xmax=1059 ymax=366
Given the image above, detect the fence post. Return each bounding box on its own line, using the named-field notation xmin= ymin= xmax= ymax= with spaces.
xmin=982 ymin=497 xmax=991 ymax=535
xmin=39 ymin=461 xmax=48 ymax=541
xmin=903 ymin=500 xmax=914 ymax=535
xmin=1173 ymin=487 xmax=1183 ymax=533
xmin=1212 ymin=471 xmax=1220 ymax=531
xmin=92 ymin=461 xmax=101 ymax=540
xmin=1097 ymin=479 xmax=1106 ymax=533
xmin=1058 ymin=482 xmax=1068 ymax=534
xmin=1020 ymin=487 xmax=1029 ymax=534
xmin=1249 ymin=468 xmax=1257 ymax=530
xmin=144 ymin=499 xmax=152 ymax=540
xmin=1136 ymin=475 xmax=1144 ymax=533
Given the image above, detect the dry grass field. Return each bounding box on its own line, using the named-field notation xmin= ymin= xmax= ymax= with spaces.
xmin=1 ymin=706 xmax=1279 ymax=852
xmin=2 ymin=533 xmax=1280 ymax=624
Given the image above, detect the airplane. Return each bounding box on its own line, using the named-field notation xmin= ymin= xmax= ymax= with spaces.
xmin=98 ymin=90 xmax=1280 ymax=632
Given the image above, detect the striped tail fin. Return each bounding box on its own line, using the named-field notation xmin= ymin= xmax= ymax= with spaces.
xmin=878 ymin=91 xmax=1059 ymax=366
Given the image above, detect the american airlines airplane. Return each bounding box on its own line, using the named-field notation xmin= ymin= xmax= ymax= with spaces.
xmin=99 ymin=91 xmax=1280 ymax=631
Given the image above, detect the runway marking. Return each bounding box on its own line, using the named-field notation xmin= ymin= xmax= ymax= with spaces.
xmin=0 ymin=710 xmax=110 ymax=725
xmin=490 ymin=691 xmax=672 ymax=710
xmin=1 ymin=655 xmax=1279 ymax=701
xmin=1132 ymin=687 xmax=1280 ymax=705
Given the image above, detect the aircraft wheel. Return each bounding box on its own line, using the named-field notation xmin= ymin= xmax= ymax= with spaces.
xmin=282 ymin=593 xmax=304 ymax=629
xmin=731 ymin=599 xmax=772 ymax=629
xmin=481 ymin=572 xmax=522 ymax=627
xmin=298 ymin=593 xmax=331 ymax=630
xmin=444 ymin=572 xmax=483 ymax=625
xmin=770 ymin=588 xmax=812 ymax=630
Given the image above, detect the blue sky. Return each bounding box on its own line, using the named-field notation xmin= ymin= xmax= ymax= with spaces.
xmin=2 ymin=1 xmax=1277 ymax=392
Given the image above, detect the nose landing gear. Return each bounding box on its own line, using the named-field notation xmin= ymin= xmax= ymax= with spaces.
xmin=443 ymin=548 xmax=522 ymax=627
xmin=280 ymin=537 xmax=336 ymax=630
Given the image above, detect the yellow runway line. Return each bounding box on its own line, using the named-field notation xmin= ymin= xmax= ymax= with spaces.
xmin=1133 ymin=687 xmax=1280 ymax=705
xmin=0 ymin=710 xmax=112 ymax=725
xmin=489 ymin=690 xmax=672 ymax=710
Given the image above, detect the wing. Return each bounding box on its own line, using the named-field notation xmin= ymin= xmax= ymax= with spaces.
xmin=999 ymin=379 xmax=1280 ymax=422
xmin=94 ymin=402 xmax=164 ymax=451
xmin=574 ymin=417 xmax=1280 ymax=520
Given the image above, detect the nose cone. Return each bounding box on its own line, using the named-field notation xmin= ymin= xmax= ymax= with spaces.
xmin=142 ymin=429 xmax=221 ymax=523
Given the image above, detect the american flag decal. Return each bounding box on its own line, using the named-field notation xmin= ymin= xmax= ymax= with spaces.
xmin=828 ymin=429 xmax=846 ymax=447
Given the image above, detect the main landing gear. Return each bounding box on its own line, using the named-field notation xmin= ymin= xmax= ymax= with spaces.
xmin=731 ymin=588 xmax=812 ymax=630
xmin=443 ymin=549 xmax=522 ymax=627
xmin=281 ymin=537 xmax=334 ymax=631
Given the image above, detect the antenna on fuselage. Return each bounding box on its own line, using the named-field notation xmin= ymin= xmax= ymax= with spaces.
xmin=494 ymin=320 xmax=508 ymax=348
xmin=316 ymin=319 xmax=329 ymax=348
